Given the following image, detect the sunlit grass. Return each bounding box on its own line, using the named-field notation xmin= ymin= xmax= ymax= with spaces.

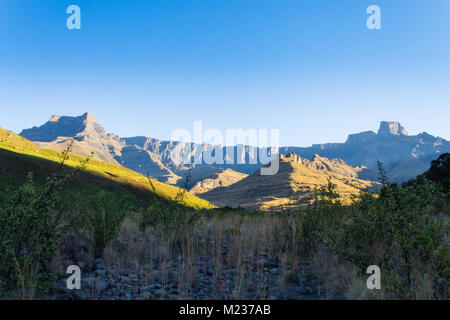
xmin=0 ymin=126 xmax=214 ymax=210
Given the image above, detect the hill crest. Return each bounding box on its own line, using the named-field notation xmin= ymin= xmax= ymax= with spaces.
xmin=199 ymin=152 xmax=380 ymax=210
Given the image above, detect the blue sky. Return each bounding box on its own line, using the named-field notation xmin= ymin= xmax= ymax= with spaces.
xmin=0 ymin=0 xmax=449 ymax=146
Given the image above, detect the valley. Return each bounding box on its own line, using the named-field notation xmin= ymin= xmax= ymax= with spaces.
xmin=1 ymin=116 xmax=448 ymax=301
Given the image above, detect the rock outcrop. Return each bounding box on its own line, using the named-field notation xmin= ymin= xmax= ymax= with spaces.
xmin=377 ymin=121 xmax=408 ymax=136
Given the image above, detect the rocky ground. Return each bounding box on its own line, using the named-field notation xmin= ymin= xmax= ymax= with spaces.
xmin=55 ymin=257 xmax=320 ymax=300
xmin=53 ymin=233 xmax=323 ymax=301
xmin=49 ymin=211 xmax=348 ymax=301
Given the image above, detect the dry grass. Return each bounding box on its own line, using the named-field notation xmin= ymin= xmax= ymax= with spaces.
xmin=200 ymin=155 xmax=379 ymax=210
xmin=92 ymin=212 xmax=316 ymax=300
xmin=46 ymin=206 xmax=447 ymax=300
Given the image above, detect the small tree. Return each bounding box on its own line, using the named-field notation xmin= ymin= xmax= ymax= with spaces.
xmin=175 ymin=169 xmax=191 ymax=205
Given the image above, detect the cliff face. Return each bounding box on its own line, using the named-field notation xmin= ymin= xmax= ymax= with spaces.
xmin=377 ymin=121 xmax=409 ymax=136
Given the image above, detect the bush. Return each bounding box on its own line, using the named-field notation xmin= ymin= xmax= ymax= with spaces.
xmin=298 ymin=178 xmax=348 ymax=256
xmin=284 ymin=165 xmax=449 ymax=299
xmin=0 ymin=143 xmax=89 ymax=298
xmin=81 ymin=191 xmax=129 ymax=258
xmin=424 ymin=153 xmax=450 ymax=194
xmin=141 ymin=172 xmax=200 ymax=254
xmin=141 ymin=202 xmax=200 ymax=253
xmin=337 ymin=175 xmax=448 ymax=299
xmin=0 ymin=173 xmax=59 ymax=297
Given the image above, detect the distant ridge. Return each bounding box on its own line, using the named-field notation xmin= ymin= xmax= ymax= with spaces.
xmin=280 ymin=121 xmax=450 ymax=182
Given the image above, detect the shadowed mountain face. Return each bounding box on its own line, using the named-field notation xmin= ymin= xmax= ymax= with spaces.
xmin=20 ymin=115 xmax=449 ymax=185
xmin=199 ymin=153 xmax=380 ymax=210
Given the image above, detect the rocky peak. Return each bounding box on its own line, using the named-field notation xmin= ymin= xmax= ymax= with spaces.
xmin=80 ymin=112 xmax=97 ymax=123
xmin=49 ymin=115 xmax=62 ymax=122
xmin=21 ymin=112 xmax=107 ymax=142
xmin=377 ymin=121 xmax=408 ymax=136
xmin=312 ymin=154 xmax=325 ymax=161
xmin=283 ymin=152 xmax=302 ymax=163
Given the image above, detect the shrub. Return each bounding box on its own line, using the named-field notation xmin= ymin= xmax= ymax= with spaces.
xmin=0 ymin=173 xmax=59 ymax=297
xmin=0 ymin=143 xmax=89 ymax=297
xmin=81 ymin=191 xmax=129 ymax=258
xmin=341 ymin=177 xmax=450 ymax=298
xmin=301 ymin=178 xmax=348 ymax=255
xmin=289 ymin=166 xmax=449 ymax=299
xmin=175 ymin=169 xmax=192 ymax=205
xmin=424 ymin=153 xmax=450 ymax=194
xmin=335 ymin=175 xmax=449 ymax=299
xmin=141 ymin=171 xmax=200 ymax=254
xmin=141 ymin=203 xmax=200 ymax=254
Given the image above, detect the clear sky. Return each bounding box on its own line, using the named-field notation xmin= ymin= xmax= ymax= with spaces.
xmin=0 ymin=0 xmax=449 ymax=146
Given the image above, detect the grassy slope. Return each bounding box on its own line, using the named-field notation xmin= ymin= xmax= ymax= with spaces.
xmin=0 ymin=126 xmax=214 ymax=210
xmin=201 ymin=156 xmax=379 ymax=210
xmin=190 ymin=168 xmax=249 ymax=195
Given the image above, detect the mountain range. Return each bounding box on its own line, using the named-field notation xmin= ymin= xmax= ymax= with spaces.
xmin=20 ymin=113 xmax=449 ymax=187
xmin=279 ymin=121 xmax=449 ymax=183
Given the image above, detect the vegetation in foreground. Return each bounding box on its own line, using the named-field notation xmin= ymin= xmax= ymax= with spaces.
xmin=0 ymin=148 xmax=448 ymax=299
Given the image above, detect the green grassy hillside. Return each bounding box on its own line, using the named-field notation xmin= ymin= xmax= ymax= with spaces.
xmin=0 ymin=126 xmax=214 ymax=210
